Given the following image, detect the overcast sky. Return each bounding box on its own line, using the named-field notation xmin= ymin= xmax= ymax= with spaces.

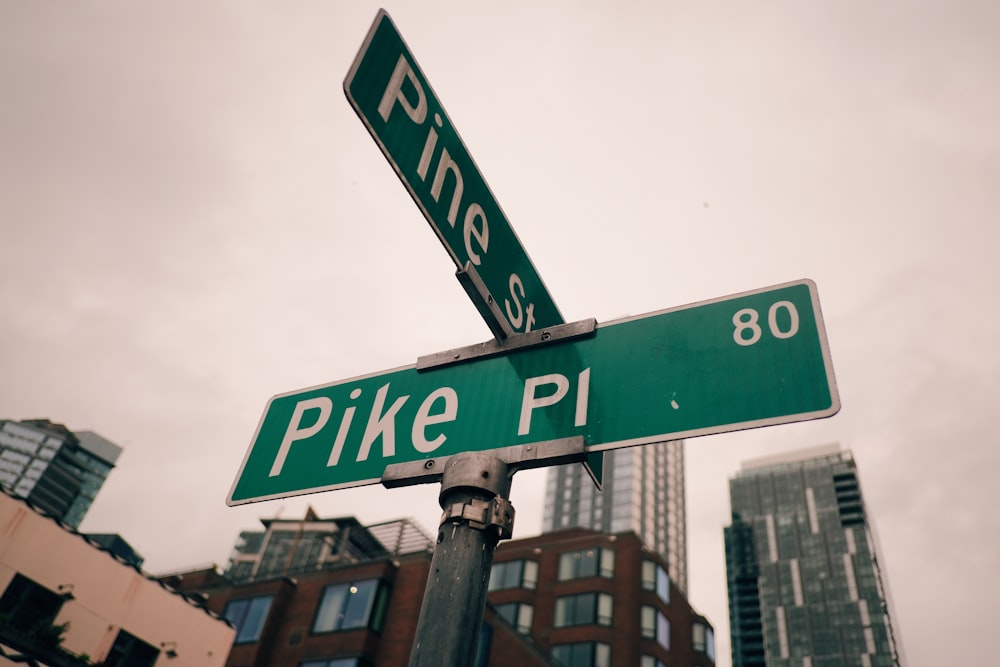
xmin=2 ymin=2 xmax=998 ymax=665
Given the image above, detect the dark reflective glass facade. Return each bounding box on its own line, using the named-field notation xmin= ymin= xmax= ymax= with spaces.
xmin=725 ymin=446 xmax=904 ymax=667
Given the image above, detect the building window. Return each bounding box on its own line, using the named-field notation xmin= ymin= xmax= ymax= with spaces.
xmin=641 ymin=606 xmax=670 ymax=651
xmin=554 ymin=593 xmax=613 ymax=628
xmin=640 ymin=657 xmax=666 ymax=667
xmin=313 ymin=580 xmax=388 ymax=634
xmin=488 ymin=559 xmax=538 ymax=591
xmin=476 ymin=622 xmax=492 ymax=667
xmin=551 ymin=641 xmax=611 ymax=667
xmin=223 ymin=595 xmax=273 ymax=643
xmin=495 ymin=602 xmax=534 ymax=634
xmin=302 ymin=659 xmax=367 ymax=667
xmin=557 ymin=548 xmax=615 ymax=580
xmin=641 ymin=561 xmax=670 ymax=603
xmin=0 ymin=574 xmax=65 ymax=635
xmin=104 ymin=630 xmax=159 ymax=667
xmin=693 ymin=621 xmax=715 ymax=661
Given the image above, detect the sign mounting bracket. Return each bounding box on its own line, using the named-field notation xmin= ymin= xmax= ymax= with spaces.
xmin=381 ymin=436 xmax=587 ymax=489
xmin=416 ymin=317 xmax=598 ymax=372
xmin=455 ymin=262 xmax=514 ymax=343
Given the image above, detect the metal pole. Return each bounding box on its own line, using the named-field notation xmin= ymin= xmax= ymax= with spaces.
xmin=407 ymin=452 xmax=515 ymax=667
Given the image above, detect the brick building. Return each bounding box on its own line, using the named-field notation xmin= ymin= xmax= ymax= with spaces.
xmin=166 ymin=508 xmax=715 ymax=667
xmin=164 ymin=509 xmax=551 ymax=667
xmin=490 ymin=528 xmax=715 ymax=667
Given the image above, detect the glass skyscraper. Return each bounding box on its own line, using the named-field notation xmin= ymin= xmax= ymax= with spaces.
xmin=0 ymin=418 xmax=121 ymax=528
xmin=725 ymin=444 xmax=904 ymax=667
xmin=542 ymin=439 xmax=688 ymax=593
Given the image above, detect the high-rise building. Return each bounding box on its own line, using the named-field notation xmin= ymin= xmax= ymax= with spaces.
xmin=542 ymin=440 xmax=688 ymax=593
xmin=724 ymin=444 xmax=905 ymax=667
xmin=0 ymin=419 xmax=122 ymax=528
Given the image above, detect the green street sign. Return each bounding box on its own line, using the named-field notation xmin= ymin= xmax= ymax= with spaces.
xmin=343 ymin=9 xmax=604 ymax=487
xmin=229 ymin=280 xmax=839 ymax=505
xmin=343 ymin=9 xmax=562 ymax=336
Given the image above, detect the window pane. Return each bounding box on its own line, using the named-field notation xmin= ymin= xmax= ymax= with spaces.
xmin=497 ymin=602 xmax=532 ymax=634
xmin=496 ymin=603 xmax=517 ymax=625
xmin=241 ymin=597 xmax=273 ymax=642
xmin=509 ymin=561 xmax=527 ymax=588
xmin=597 ymin=594 xmax=613 ymax=626
xmin=641 ymin=561 xmax=655 ymax=591
xmin=523 ymin=560 xmax=538 ymax=589
xmin=657 ymin=567 xmax=669 ymax=602
xmin=341 ymin=580 xmax=378 ymax=629
xmin=552 ymin=643 xmax=588 ymax=667
xmin=369 ymin=582 xmax=390 ymax=633
xmin=693 ymin=623 xmax=706 ymax=651
xmin=476 ymin=622 xmax=492 ymax=667
xmin=600 ymin=549 xmax=615 ymax=578
xmin=106 ymin=630 xmax=159 ymax=667
xmin=516 ymin=604 xmax=533 ymax=634
xmin=576 ymin=593 xmax=596 ymax=625
xmin=555 ymin=593 xmax=611 ymax=628
xmin=0 ymin=574 xmax=64 ymax=633
xmin=314 ymin=580 xmax=381 ymax=633
xmin=557 ymin=553 xmax=574 ymax=580
xmin=656 ymin=611 xmax=670 ymax=651
xmin=490 ymin=560 xmax=536 ymax=591
xmin=314 ymin=584 xmax=348 ymax=632
xmin=554 ymin=642 xmax=610 ymax=667
xmin=554 ymin=598 xmax=570 ymax=627
xmin=487 ymin=564 xmax=502 ymax=591
xmin=223 ymin=599 xmax=247 ymax=630
xmin=559 ymin=549 xmax=612 ymax=581
xmin=223 ymin=595 xmax=273 ymax=643
xmin=578 ymin=550 xmax=598 ymax=577
xmin=594 ymin=643 xmax=611 ymax=667
xmin=641 ymin=606 xmax=656 ymax=638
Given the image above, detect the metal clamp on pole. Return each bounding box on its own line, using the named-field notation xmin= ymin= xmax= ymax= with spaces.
xmin=405 ymin=451 xmax=518 ymax=666
xmin=441 ymin=496 xmax=515 ymax=540
xmin=381 ymin=436 xmax=587 ymax=489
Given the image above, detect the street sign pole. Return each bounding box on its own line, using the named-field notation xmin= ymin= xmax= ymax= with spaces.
xmin=408 ymin=452 xmax=512 ymax=667
xmin=385 ymin=439 xmax=586 ymax=666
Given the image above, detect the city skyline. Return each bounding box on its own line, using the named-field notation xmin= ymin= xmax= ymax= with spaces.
xmin=3 ymin=3 xmax=998 ymax=666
